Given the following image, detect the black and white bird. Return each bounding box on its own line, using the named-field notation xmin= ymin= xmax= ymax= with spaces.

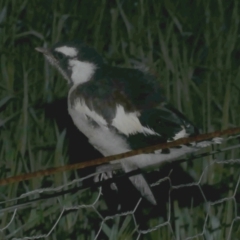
xmin=36 ymin=40 xmax=221 ymax=205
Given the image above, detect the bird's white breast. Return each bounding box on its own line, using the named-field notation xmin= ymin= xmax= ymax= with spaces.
xmin=68 ymin=85 xmax=130 ymax=156
xmin=68 ymin=104 xmax=131 ymax=157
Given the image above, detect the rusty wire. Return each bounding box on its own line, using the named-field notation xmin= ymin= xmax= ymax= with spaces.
xmin=0 ymin=127 xmax=240 ymax=186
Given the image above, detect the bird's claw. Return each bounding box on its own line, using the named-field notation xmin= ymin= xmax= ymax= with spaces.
xmin=94 ymin=165 xmax=118 ymax=191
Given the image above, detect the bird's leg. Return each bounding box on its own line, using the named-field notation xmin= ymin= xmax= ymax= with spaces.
xmin=94 ymin=164 xmax=120 ymax=191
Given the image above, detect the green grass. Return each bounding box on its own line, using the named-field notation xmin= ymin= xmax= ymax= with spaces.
xmin=0 ymin=0 xmax=240 ymax=239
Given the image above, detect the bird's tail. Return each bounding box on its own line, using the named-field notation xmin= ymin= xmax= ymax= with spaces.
xmin=120 ymin=137 xmax=223 ymax=206
xmin=121 ymin=160 xmax=157 ymax=205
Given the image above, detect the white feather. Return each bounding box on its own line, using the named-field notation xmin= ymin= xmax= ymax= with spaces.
xmin=69 ymin=60 xmax=96 ymax=84
xmin=173 ymin=127 xmax=188 ymax=140
xmin=73 ymin=99 xmax=107 ymax=126
xmin=55 ymin=46 xmax=78 ymax=57
xmin=112 ymin=105 xmax=159 ymax=136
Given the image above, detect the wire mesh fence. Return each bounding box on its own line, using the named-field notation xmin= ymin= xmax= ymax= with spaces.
xmin=0 ymin=130 xmax=240 ymax=239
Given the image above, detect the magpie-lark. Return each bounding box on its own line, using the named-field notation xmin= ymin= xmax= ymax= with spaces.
xmin=36 ymin=40 xmax=221 ymax=205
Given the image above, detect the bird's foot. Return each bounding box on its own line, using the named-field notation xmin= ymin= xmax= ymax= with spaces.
xmin=94 ymin=165 xmax=118 ymax=191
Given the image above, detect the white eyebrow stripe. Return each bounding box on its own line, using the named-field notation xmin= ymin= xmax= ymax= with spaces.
xmin=55 ymin=46 xmax=78 ymax=57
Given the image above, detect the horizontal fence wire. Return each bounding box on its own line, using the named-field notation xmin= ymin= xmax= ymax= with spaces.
xmin=0 ymin=128 xmax=240 ymax=239
xmin=0 ymin=127 xmax=240 ymax=186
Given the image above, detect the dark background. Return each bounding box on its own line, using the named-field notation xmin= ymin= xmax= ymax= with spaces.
xmin=0 ymin=0 xmax=240 ymax=239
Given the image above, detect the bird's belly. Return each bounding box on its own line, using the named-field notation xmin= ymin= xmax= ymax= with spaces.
xmin=68 ymin=107 xmax=96 ymax=139
xmin=68 ymin=106 xmax=130 ymax=156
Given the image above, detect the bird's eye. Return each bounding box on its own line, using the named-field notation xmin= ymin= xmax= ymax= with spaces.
xmin=53 ymin=51 xmax=65 ymax=61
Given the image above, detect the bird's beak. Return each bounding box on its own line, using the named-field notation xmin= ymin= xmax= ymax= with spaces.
xmin=35 ymin=47 xmax=50 ymax=55
xmin=35 ymin=46 xmax=57 ymax=64
xmin=35 ymin=46 xmax=71 ymax=83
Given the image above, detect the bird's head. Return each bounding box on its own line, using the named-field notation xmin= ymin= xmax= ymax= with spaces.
xmin=36 ymin=40 xmax=104 ymax=85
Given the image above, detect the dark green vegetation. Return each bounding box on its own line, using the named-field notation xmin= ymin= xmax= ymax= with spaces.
xmin=0 ymin=0 xmax=240 ymax=239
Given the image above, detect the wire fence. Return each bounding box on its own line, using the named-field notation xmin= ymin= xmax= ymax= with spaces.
xmin=0 ymin=129 xmax=240 ymax=239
